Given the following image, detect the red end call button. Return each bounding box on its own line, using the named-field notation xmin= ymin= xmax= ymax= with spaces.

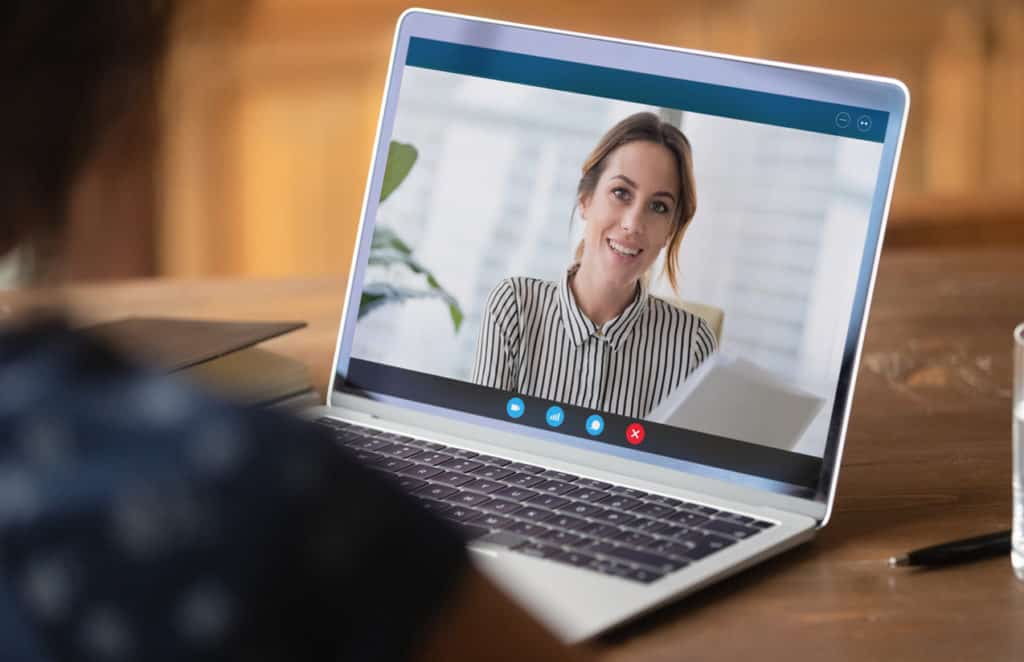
xmin=626 ymin=423 xmax=645 ymax=445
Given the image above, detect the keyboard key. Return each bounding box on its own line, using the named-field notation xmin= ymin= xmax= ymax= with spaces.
xmin=587 ymin=543 xmax=686 ymax=573
xmin=631 ymin=502 xmax=675 ymax=519
xmin=603 ymin=495 xmax=641 ymax=511
xmin=615 ymin=531 xmax=656 ymax=548
xmin=653 ymin=524 xmax=687 ymax=538
xmin=540 ymin=470 xmax=578 ymax=483
xmin=558 ymin=501 xmax=604 ymax=518
xmin=399 ymin=464 xmax=444 ymax=480
xmin=474 ymin=513 xmax=514 ymax=530
xmin=632 ymin=518 xmax=670 ymax=535
xmin=420 ymin=484 xmax=459 ymax=501
xmin=681 ymin=503 xmax=720 ymax=517
xmin=446 ymin=492 xmax=492 ymax=508
xmin=533 ymin=480 xmax=577 ymax=495
xmin=583 ymin=523 xmax=623 ymax=539
xmin=517 ymin=542 xmax=562 ymax=559
xmin=315 ymin=417 xmax=347 ymax=430
xmin=349 ymin=450 xmax=385 ymax=464
xmin=410 ymin=451 xmax=454 ymax=466
xmin=443 ymin=506 xmax=484 ymax=523
xmin=701 ymin=519 xmax=761 ymax=540
xmin=440 ymin=458 xmax=484 ymax=474
xmin=480 ymin=499 xmax=522 ymax=515
xmin=608 ymin=486 xmax=650 ymax=499
xmin=473 ymin=466 xmax=515 ymax=481
xmin=377 ymin=443 xmax=422 ymax=459
xmin=545 ymin=514 xmax=591 ymax=532
xmin=505 ymin=473 xmax=546 ymax=488
xmin=376 ymin=457 xmax=412 ymax=473
xmin=649 ymin=539 xmax=697 ymax=559
xmin=450 ymin=448 xmax=479 ymax=459
xmin=552 ymin=550 xmax=597 ymax=567
xmin=422 ymin=442 xmax=447 ymax=451
xmin=475 ymin=531 xmax=529 ymax=549
xmin=564 ymin=488 xmax=609 ymax=503
xmin=643 ymin=494 xmax=682 ymax=507
xmin=587 ymin=558 xmax=634 ymax=578
xmin=542 ymin=530 xmax=587 ymax=547
xmin=515 ymin=506 xmax=554 ymax=523
xmin=723 ymin=514 xmax=756 ymax=525
xmin=507 ymin=521 xmax=551 ymax=538
xmin=495 ymin=486 xmax=539 ymax=502
xmin=347 ymin=437 xmax=392 ymax=452
xmin=624 ymin=567 xmax=666 ymax=583
xmin=589 ymin=510 xmax=635 ymax=526
xmin=527 ymin=494 xmax=572 ymax=510
xmin=476 ymin=455 xmax=512 ymax=467
xmin=668 ymin=511 xmax=710 ymax=527
xmin=673 ymin=531 xmax=736 ymax=560
xmin=461 ymin=478 xmax=506 ymax=494
xmin=575 ymin=478 xmax=613 ymax=490
xmin=396 ymin=476 xmax=428 ymax=492
xmin=506 ymin=462 xmax=545 ymax=474
xmin=432 ymin=471 xmax=476 ymax=487
xmin=752 ymin=520 xmax=775 ymax=530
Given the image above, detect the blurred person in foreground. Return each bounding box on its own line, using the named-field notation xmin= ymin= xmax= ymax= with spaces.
xmin=0 ymin=2 xmax=594 ymax=660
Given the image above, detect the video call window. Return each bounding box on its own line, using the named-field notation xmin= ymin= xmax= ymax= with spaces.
xmin=344 ymin=40 xmax=886 ymax=483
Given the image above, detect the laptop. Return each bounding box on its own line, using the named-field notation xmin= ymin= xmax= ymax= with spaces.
xmin=308 ymin=9 xmax=908 ymax=642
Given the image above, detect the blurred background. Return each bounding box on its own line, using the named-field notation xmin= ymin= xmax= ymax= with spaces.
xmin=45 ymin=0 xmax=1024 ymax=281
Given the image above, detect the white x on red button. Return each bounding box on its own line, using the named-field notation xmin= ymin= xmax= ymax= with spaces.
xmin=626 ymin=423 xmax=645 ymax=445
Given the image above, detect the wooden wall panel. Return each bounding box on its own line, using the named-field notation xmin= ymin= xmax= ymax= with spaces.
xmin=157 ymin=0 xmax=1024 ymax=278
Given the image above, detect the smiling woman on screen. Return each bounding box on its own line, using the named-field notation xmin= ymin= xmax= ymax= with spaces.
xmin=472 ymin=112 xmax=717 ymax=419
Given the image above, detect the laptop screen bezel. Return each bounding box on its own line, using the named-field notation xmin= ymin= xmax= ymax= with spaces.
xmin=327 ymin=9 xmax=909 ymax=518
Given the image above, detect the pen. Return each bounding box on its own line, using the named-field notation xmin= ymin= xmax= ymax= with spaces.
xmin=888 ymin=529 xmax=1011 ymax=568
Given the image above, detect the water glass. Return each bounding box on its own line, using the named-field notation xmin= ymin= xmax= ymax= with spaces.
xmin=1013 ymin=323 xmax=1024 ymax=579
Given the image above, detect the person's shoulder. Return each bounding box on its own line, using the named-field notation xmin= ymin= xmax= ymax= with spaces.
xmin=647 ymin=297 xmax=717 ymax=338
xmin=0 ymin=320 xmax=331 ymax=480
xmin=647 ymin=295 xmax=700 ymax=323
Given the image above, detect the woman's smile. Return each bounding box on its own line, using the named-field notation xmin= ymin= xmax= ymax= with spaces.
xmin=607 ymin=237 xmax=642 ymax=258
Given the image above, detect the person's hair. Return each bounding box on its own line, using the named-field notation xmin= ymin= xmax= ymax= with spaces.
xmin=573 ymin=112 xmax=697 ymax=294
xmin=0 ymin=1 xmax=179 ymax=264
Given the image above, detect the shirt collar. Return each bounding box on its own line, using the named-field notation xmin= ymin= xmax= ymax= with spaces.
xmin=558 ymin=266 xmax=649 ymax=350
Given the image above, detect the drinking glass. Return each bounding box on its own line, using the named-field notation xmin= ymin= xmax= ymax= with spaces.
xmin=1013 ymin=323 xmax=1024 ymax=579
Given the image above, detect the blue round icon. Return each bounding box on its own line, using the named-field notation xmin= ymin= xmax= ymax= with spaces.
xmin=545 ymin=405 xmax=565 ymax=428
xmin=506 ymin=397 xmax=525 ymax=419
xmin=585 ymin=414 xmax=605 ymax=436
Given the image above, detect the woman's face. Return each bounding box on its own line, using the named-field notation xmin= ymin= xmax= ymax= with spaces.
xmin=578 ymin=140 xmax=679 ymax=291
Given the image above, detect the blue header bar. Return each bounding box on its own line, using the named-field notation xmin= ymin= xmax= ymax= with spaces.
xmin=406 ymin=37 xmax=888 ymax=143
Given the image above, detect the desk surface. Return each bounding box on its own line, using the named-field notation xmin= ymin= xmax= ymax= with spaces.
xmin=6 ymin=246 xmax=1024 ymax=660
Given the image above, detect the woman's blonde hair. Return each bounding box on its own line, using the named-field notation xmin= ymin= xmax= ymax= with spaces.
xmin=573 ymin=112 xmax=697 ymax=294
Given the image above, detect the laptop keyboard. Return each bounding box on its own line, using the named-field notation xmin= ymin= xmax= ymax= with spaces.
xmin=317 ymin=418 xmax=776 ymax=584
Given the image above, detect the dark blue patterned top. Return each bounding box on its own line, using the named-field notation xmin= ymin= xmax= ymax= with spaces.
xmin=0 ymin=319 xmax=466 ymax=661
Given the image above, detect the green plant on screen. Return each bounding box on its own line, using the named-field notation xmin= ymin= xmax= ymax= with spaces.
xmin=358 ymin=141 xmax=464 ymax=332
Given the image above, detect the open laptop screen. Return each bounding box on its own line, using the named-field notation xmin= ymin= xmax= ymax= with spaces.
xmin=334 ymin=27 xmax=901 ymax=500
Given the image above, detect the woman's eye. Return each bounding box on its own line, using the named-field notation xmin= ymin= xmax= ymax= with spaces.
xmin=650 ymin=200 xmax=670 ymax=214
xmin=611 ymin=187 xmax=632 ymax=202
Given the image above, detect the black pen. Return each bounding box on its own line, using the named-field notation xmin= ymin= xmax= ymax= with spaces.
xmin=888 ymin=529 xmax=1011 ymax=568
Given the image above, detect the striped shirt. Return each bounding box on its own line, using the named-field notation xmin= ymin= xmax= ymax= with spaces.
xmin=472 ymin=268 xmax=717 ymax=419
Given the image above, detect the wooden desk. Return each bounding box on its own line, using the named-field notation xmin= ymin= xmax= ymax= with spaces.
xmin=7 ymin=246 xmax=1024 ymax=660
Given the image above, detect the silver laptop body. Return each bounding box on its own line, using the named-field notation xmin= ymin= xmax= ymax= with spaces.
xmin=308 ymin=9 xmax=909 ymax=642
